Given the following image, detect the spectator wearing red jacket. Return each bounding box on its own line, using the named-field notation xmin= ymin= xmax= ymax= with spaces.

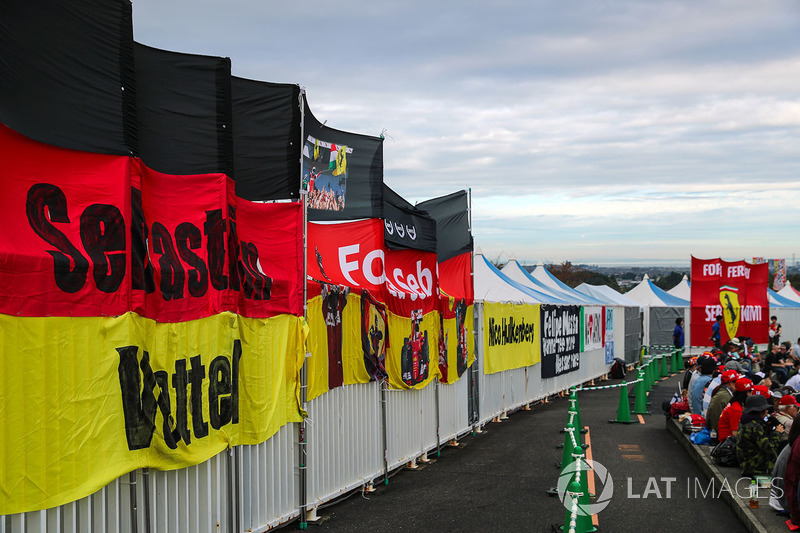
xmin=717 ymin=377 xmax=754 ymax=442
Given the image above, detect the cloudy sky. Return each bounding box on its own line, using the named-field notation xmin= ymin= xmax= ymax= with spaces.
xmin=131 ymin=0 xmax=800 ymax=266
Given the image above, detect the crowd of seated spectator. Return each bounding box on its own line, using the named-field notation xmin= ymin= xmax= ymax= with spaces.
xmin=669 ymin=337 xmax=800 ymax=527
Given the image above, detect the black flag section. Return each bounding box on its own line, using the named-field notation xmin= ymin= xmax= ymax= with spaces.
xmin=383 ymin=185 xmax=437 ymax=253
xmin=417 ymin=190 xmax=473 ymax=262
xmin=303 ymin=95 xmax=383 ymax=220
xmin=232 ymin=77 xmax=302 ymax=201
xmin=133 ymin=43 xmax=233 ymax=178
xmin=0 ymin=0 xmax=136 ymax=155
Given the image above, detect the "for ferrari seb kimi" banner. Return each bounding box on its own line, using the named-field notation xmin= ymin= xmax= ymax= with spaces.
xmin=690 ymin=257 xmax=769 ymax=345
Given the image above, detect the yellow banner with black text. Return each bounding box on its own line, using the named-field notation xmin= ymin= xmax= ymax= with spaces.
xmin=482 ymin=302 xmax=541 ymax=374
xmin=0 ymin=312 xmax=305 ymax=515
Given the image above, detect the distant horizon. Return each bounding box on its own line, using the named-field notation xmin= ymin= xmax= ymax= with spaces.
xmin=483 ymin=255 xmax=799 ymax=270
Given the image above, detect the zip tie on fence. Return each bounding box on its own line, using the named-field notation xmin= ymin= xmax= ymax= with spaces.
xmin=576 ymin=378 xmax=642 ymax=391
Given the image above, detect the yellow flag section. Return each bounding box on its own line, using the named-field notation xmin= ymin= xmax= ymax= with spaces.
xmin=386 ymin=310 xmax=440 ymax=390
xmin=483 ymin=302 xmax=541 ymax=374
xmin=305 ymin=291 xmax=368 ymax=401
xmin=439 ymin=302 xmax=475 ymax=384
xmin=0 ymin=312 xmax=304 ymax=515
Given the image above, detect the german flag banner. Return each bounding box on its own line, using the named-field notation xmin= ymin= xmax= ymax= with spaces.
xmin=690 ymin=257 xmax=768 ymax=345
xmin=0 ymin=124 xmax=305 ymax=514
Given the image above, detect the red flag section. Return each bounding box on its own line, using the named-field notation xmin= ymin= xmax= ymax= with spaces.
xmin=0 ymin=123 xmax=302 ymax=321
xmin=308 ymin=219 xmax=438 ymax=316
xmin=690 ymin=256 xmax=768 ymax=345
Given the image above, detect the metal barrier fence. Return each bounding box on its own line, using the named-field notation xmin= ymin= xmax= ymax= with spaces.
xmin=1 ymin=301 xmax=621 ymax=532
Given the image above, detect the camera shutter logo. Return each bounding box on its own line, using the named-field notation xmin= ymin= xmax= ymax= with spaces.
xmin=557 ymin=458 xmax=614 ymax=516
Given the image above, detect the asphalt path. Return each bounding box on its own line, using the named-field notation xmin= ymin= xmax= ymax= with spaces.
xmin=294 ymin=373 xmax=747 ymax=532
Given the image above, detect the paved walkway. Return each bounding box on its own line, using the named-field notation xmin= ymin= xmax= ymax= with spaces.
xmin=288 ymin=371 xmax=760 ymax=532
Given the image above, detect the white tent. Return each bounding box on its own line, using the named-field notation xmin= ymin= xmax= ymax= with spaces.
xmin=474 ymin=254 xmax=565 ymax=304
xmin=777 ymin=281 xmax=800 ymax=305
xmin=667 ymin=275 xmax=690 ymax=301
xmin=575 ymin=283 xmax=640 ymax=307
xmin=625 ymin=274 xmax=689 ymax=307
xmin=769 ymin=288 xmax=800 ymax=308
xmin=501 ymin=261 xmax=603 ymax=305
xmin=625 ymin=274 xmax=689 ymax=348
xmin=526 ymin=263 xmax=608 ymax=305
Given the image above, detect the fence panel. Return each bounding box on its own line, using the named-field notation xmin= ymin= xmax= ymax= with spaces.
xmin=239 ymin=424 xmax=298 ymax=532
xmin=305 ymin=382 xmax=382 ymax=509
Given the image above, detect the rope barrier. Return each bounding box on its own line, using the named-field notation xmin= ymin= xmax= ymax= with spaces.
xmin=577 ymin=378 xmax=642 ymax=391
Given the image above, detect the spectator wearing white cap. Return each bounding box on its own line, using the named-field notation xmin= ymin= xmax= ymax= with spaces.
xmin=776 ymin=395 xmax=800 ymax=434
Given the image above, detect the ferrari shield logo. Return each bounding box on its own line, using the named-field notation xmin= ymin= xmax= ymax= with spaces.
xmin=719 ymin=286 xmax=740 ymax=339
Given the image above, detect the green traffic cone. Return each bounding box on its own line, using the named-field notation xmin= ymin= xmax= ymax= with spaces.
xmin=632 ymin=370 xmax=649 ymax=414
xmin=645 ymin=358 xmax=654 ymax=390
xmin=562 ymin=478 xmax=584 ymax=533
xmin=609 ymin=381 xmax=635 ymax=424
xmin=573 ymin=451 xmax=597 ymax=533
xmin=669 ymin=348 xmax=679 ymax=373
xmin=660 ymin=352 xmax=669 ymax=378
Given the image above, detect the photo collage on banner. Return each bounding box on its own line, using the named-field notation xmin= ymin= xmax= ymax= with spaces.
xmin=540 ymin=305 xmax=581 ymax=378
xmin=303 ymin=95 xmax=383 ymax=221
xmin=689 ymin=257 xmax=769 ymax=346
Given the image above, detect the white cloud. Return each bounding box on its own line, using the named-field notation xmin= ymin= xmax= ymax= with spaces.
xmin=130 ymin=0 xmax=800 ymax=264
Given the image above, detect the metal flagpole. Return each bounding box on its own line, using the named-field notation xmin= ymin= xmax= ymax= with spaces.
xmin=467 ymin=188 xmax=480 ymax=428
xmin=298 ymin=87 xmax=310 ymax=530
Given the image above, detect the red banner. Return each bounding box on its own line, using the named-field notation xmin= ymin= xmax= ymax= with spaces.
xmin=690 ymin=256 xmax=768 ymax=345
xmin=0 ymin=124 xmax=302 ymax=320
xmin=439 ymin=251 xmax=473 ymax=301
xmin=307 ymin=219 xmax=438 ymax=316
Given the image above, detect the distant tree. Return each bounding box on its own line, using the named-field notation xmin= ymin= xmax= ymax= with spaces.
xmin=653 ymin=271 xmax=687 ymax=291
xmin=547 ymin=261 xmax=622 ymax=292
